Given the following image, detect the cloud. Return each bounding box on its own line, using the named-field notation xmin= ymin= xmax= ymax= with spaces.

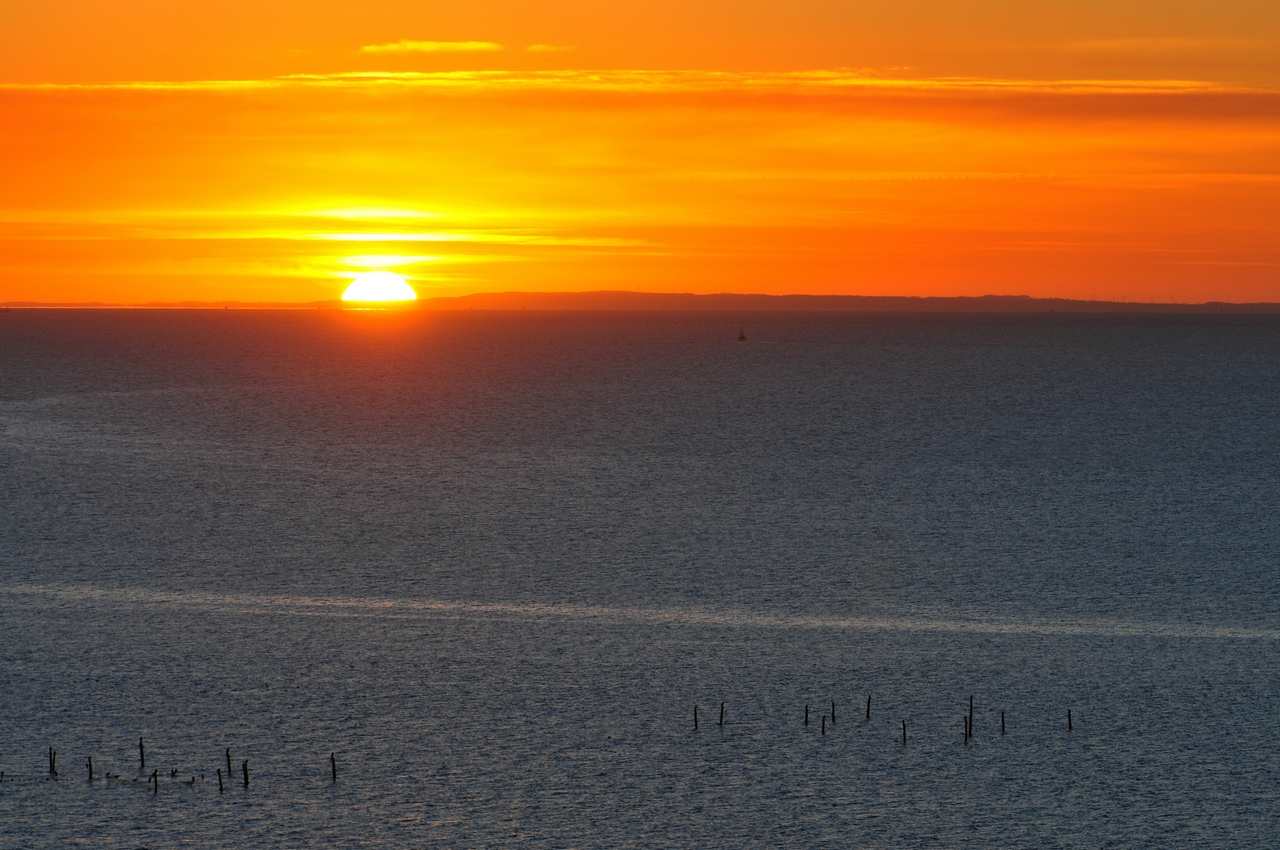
xmin=526 ymin=44 xmax=575 ymax=53
xmin=1061 ymin=38 xmax=1267 ymax=55
xmin=360 ymin=41 xmax=503 ymax=55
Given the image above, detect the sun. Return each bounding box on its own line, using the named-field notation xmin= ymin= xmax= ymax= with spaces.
xmin=341 ymin=271 xmax=418 ymax=303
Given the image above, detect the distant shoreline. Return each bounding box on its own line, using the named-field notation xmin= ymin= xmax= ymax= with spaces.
xmin=5 ymin=291 xmax=1280 ymax=313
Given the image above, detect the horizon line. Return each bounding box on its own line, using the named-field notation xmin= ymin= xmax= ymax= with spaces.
xmin=5 ymin=291 xmax=1280 ymax=313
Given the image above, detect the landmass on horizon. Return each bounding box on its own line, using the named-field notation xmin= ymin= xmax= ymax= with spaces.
xmin=5 ymin=291 xmax=1280 ymax=313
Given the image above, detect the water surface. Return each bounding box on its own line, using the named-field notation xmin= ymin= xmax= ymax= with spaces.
xmin=2 ymin=310 xmax=1278 ymax=847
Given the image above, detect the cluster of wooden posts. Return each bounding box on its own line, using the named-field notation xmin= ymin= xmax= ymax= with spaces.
xmin=7 ymin=699 xmax=1075 ymax=791
xmin=694 ymin=696 xmax=1075 ymax=744
xmin=0 ymin=739 xmax=339 ymax=792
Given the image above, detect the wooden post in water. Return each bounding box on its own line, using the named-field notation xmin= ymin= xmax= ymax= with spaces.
xmin=866 ymin=695 xmax=871 ymax=720
xmin=720 ymin=703 xmax=725 ymax=727
xmin=151 ymin=769 xmax=158 ymax=794
xmin=694 ymin=705 xmax=699 ymax=731
xmin=87 ymin=756 xmax=93 ymax=782
xmin=805 ymin=705 xmax=810 ymax=726
xmin=217 ymin=768 xmax=223 ymax=792
xmin=139 ymin=738 xmax=145 ymax=771
xmin=226 ymin=748 xmax=232 ymax=780
xmin=1001 ymin=711 xmax=1005 ymax=734
xmin=242 ymin=760 xmax=249 ymax=787
xmin=901 ymin=720 xmax=907 ymax=745
xmin=330 ymin=752 xmax=337 ymax=783
xmin=821 ymin=715 xmax=826 ymax=735
xmin=832 ymin=701 xmax=836 ymax=724
xmin=1068 ymin=710 xmax=1073 ymax=732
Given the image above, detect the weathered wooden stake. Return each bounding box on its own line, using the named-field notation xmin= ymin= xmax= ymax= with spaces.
xmin=226 ymin=748 xmax=232 ymax=780
xmin=866 ymin=695 xmax=871 ymax=720
xmin=87 ymin=756 xmax=93 ymax=782
xmin=719 ymin=702 xmax=725 ymax=727
xmin=1001 ymin=711 xmax=1005 ymax=734
xmin=901 ymin=719 xmax=907 ymax=745
xmin=832 ymin=701 xmax=836 ymax=724
xmin=242 ymin=760 xmax=249 ymax=787
xmin=217 ymin=768 xmax=224 ymax=792
xmin=805 ymin=705 xmax=810 ymax=726
xmin=140 ymin=738 xmax=145 ymax=771
xmin=151 ymin=769 xmax=158 ymax=794
xmin=694 ymin=705 xmax=699 ymax=731
xmin=330 ymin=752 xmax=337 ymax=783
xmin=1068 ymin=709 xmax=1073 ymax=732
xmin=821 ymin=715 xmax=826 ymax=735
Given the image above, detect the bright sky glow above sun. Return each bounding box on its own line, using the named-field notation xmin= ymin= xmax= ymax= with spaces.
xmin=1 ymin=0 xmax=1278 ymax=304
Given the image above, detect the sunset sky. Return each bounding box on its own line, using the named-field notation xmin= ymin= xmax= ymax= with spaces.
xmin=2 ymin=0 xmax=1278 ymax=303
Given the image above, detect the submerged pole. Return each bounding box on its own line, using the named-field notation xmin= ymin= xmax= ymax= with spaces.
xmin=720 ymin=702 xmax=725 ymax=727
xmin=217 ymin=768 xmax=223 ymax=792
xmin=87 ymin=756 xmax=93 ymax=782
xmin=805 ymin=705 xmax=809 ymax=726
xmin=694 ymin=705 xmax=699 ymax=731
xmin=226 ymin=748 xmax=232 ymax=781
xmin=821 ymin=715 xmax=826 ymax=735
xmin=866 ymin=695 xmax=871 ymax=720
xmin=242 ymin=760 xmax=249 ymax=787
xmin=331 ymin=752 xmax=337 ymax=783
xmin=1068 ymin=710 xmax=1073 ymax=732
xmin=1001 ymin=711 xmax=1006 ymax=734
xmin=832 ymin=701 xmax=836 ymax=724
xmin=902 ymin=719 xmax=907 ymax=745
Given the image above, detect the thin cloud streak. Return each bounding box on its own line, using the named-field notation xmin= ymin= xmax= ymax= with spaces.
xmin=0 ymin=69 xmax=1242 ymax=94
xmin=360 ymin=40 xmax=504 ymax=54
xmin=1061 ymin=37 xmax=1272 ymax=54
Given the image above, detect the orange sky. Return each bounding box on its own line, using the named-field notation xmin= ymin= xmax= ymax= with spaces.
xmin=2 ymin=1 xmax=1278 ymax=303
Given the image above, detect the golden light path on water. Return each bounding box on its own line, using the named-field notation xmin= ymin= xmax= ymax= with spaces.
xmin=3 ymin=582 xmax=1277 ymax=641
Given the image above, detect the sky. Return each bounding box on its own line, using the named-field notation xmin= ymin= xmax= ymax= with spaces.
xmin=1 ymin=0 xmax=1278 ymax=303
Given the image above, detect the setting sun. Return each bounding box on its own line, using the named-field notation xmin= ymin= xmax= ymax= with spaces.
xmin=341 ymin=271 xmax=418 ymax=303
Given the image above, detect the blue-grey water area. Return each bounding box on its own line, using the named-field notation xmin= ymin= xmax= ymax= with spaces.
xmin=2 ymin=308 xmax=1279 ymax=848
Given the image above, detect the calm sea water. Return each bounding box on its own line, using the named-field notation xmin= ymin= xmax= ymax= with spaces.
xmin=2 ymin=309 xmax=1279 ymax=848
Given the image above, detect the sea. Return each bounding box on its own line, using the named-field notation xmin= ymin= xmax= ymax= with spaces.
xmin=1 ymin=309 xmax=1278 ymax=848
